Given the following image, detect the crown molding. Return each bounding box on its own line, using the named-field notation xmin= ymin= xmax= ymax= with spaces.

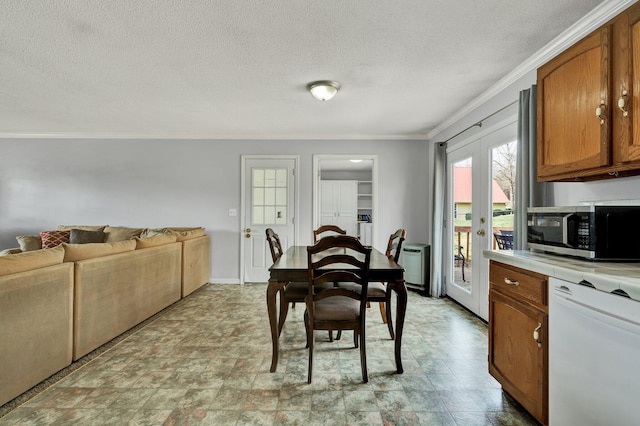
xmin=426 ymin=0 xmax=638 ymax=141
xmin=0 ymin=132 xmax=428 ymax=141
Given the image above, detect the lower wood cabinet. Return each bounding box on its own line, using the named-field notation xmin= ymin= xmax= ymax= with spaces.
xmin=488 ymin=261 xmax=548 ymax=425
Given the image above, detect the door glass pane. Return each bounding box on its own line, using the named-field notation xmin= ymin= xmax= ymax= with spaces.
xmin=252 ymin=168 xmax=288 ymax=225
xmin=452 ymin=158 xmax=472 ymax=292
xmin=491 ymin=141 xmax=516 ymax=250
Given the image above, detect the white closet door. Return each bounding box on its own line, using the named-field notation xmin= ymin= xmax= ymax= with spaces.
xmin=320 ymin=180 xmax=358 ymax=236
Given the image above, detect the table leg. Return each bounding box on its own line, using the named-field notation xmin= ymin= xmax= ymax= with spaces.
xmin=267 ymin=278 xmax=285 ymax=372
xmin=390 ymin=279 xmax=407 ymax=374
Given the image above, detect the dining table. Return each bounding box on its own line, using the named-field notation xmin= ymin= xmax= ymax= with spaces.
xmin=266 ymin=245 xmax=407 ymax=374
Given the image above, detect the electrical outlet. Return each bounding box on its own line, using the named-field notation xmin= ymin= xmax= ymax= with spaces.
xmin=228 ymin=209 xmax=237 ymax=217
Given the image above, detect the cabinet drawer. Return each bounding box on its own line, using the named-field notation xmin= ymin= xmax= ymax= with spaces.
xmin=489 ymin=261 xmax=548 ymax=307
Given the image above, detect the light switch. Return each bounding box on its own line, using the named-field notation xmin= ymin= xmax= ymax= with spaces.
xmin=228 ymin=209 xmax=237 ymax=217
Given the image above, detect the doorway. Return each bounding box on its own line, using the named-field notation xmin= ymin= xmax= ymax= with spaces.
xmin=312 ymin=155 xmax=378 ymax=246
xmin=445 ymin=121 xmax=517 ymax=320
xmin=241 ymin=155 xmax=299 ymax=283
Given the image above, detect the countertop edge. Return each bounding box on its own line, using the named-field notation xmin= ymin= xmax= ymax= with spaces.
xmin=483 ymin=250 xmax=640 ymax=301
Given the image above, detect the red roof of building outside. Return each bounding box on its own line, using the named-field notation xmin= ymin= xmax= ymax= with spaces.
xmin=453 ymin=166 xmax=509 ymax=203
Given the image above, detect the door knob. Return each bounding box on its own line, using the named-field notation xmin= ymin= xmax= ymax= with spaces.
xmin=245 ymin=228 xmax=251 ymax=233
xmin=476 ymin=229 xmax=485 ymax=236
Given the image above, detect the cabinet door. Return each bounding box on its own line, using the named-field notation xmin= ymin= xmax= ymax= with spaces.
xmin=335 ymin=181 xmax=357 ymax=236
xmin=614 ymin=3 xmax=640 ymax=166
xmin=537 ymin=26 xmax=611 ymax=181
xmin=319 ymin=181 xmax=357 ymax=236
xmin=489 ymin=288 xmax=547 ymax=425
xmin=320 ymin=181 xmax=338 ymax=226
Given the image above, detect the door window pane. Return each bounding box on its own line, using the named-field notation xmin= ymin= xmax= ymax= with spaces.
xmin=491 ymin=141 xmax=516 ymax=249
xmin=252 ymin=168 xmax=288 ymax=225
xmin=452 ymin=158 xmax=472 ymax=292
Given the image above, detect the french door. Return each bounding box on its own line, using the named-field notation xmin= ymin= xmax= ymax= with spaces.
xmin=241 ymin=156 xmax=298 ymax=283
xmin=445 ymin=120 xmax=517 ymax=320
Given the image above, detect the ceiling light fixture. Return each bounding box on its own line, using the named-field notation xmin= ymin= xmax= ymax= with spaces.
xmin=350 ymin=159 xmax=363 ymax=163
xmin=307 ymin=80 xmax=340 ymax=101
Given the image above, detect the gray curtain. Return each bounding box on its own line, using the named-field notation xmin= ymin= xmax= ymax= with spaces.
xmin=514 ymin=85 xmax=547 ymax=249
xmin=430 ymin=142 xmax=447 ymax=297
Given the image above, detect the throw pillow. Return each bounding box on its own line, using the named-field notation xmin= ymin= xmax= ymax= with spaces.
xmin=103 ymin=226 xmax=145 ymax=242
xmin=0 ymin=248 xmax=22 ymax=256
xmin=16 ymin=235 xmax=42 ymax=251
xmin=134 ymin=234 xmax=178 ymax=249
xmin=0 ymin=245 xmax=64 ymax=276
xmin=170 ymin=227 xmax=206 ymax=241
xmin=57 ymin=225 xmax=108 ymax=232
xmin=140 ymin=228 xmax=173 ymax=238
xmin=69 ymin=229 xmax=105 ymax=244
xmin=40 ymin=230 xmax=71 ymax=249
xmin=62 ymin=240 xmax=136 ymax=262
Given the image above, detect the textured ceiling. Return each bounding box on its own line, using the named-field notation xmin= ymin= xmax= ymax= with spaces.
xmin=1 ymin=0 xmax=604 ymax=140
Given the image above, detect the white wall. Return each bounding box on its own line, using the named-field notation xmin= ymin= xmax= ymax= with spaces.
xmin=0 ymin=138 xmax=429 ymax=282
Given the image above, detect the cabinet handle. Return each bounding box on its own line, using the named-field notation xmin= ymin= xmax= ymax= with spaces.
xmin=618 ymin=90 xmax=629 ymax=117
xmin=533 ymin=323 xmax=542 ymax=348
xmin=595 ymin=100 xmax=606 ymax=125
xmin=503 ymin=277 xmax=520 ymax=286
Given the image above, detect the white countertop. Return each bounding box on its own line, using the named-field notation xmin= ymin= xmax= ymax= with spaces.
xmin=483 ymin=249 xmax=640 ymax=301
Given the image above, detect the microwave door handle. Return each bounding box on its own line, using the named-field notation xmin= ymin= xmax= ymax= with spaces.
xmin=562 ymin=213 xmax=580 ymax=247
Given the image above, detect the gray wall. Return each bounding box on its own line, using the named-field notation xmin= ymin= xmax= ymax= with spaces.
xmin=0 ymin=138 xmax=429 ymax=282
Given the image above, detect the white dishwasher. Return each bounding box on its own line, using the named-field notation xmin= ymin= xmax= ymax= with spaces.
xmin=549 ymin=277 xmax=640 ymax=425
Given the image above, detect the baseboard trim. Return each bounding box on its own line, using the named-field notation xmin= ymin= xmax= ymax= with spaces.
xmin=209 ymin=278 xmax=241 ymax=284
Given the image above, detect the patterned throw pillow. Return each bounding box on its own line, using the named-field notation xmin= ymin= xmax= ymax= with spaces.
xmin=40 ymin=230 xmax=71 ymax=249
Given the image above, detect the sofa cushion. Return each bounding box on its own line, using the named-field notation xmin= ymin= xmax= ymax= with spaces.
xmin=62 ymin=240 xmax=136 ymax=262
xmin=40 ymin=230 xmax=71 ymax=249
xmin=103 ymin=227 xmax=145 ymax=242
xmin=57 ymin=225 xmax=108 ymax=232
xmin=0 ymin=245 xmax=64 ymax=276
xmin=170 ymin=227 xmax=206 ymax=241
xmin=69 ymin=229 xmax=105 ymax=244
xmin=16 ymin=235 xmax=42 ymax=252
xmin=135 ymin=234 xmax=178 ymax=249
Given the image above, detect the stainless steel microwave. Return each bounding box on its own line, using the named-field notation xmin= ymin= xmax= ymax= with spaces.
xmin=527 ymin=206 xmax=640 ymax=260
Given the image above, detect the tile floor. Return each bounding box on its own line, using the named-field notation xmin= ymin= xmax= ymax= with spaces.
xmin=0 ymin=284 xmax=538 ymax=425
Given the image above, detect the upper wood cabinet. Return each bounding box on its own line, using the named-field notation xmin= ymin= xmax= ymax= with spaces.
xmin=537 ymin=27 xmax=611 ymax=181
xmin=614 ymin=4 xmax=640 ymax=167
xmin=537 ymin=2 xmax=640 ymax=181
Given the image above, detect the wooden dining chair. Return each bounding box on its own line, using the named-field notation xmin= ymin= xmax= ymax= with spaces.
xmin=266 ymin=228 xmax=307 ymax=337
xmin=374 ymin=228 xmax=406 ymax=338
xmin=266 ymin=228 xmax=333 ymax=338
xmin=306 ymin=235 xmax=371 ymax=383
xmin=313 ymin=224 xmax=347 ymax=243
xmin=337 ymin=228 xmax=405 ymax=340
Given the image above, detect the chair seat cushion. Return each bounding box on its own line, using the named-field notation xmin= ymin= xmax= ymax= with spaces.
xmin=284 ymin=281 xmax=332 ymax=302
xmin=337 ymin=282 xmax=386 ymax=298
xmin=283 ymin=281 xmax=308 ymax=300
xmin=313 ymin=296 xmax=360 ymax=322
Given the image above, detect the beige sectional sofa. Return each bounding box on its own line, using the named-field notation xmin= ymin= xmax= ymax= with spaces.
xmin=0 ymin=247 xmax=74 ymax=408
xmin=0 ymin=226 xmax=210 ymax=406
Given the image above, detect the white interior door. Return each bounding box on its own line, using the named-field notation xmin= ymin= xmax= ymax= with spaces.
xmin=445 ymin=120 xmax=517 ymax=320
xmin=241 ymin=156 xmax=297 ymax=283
